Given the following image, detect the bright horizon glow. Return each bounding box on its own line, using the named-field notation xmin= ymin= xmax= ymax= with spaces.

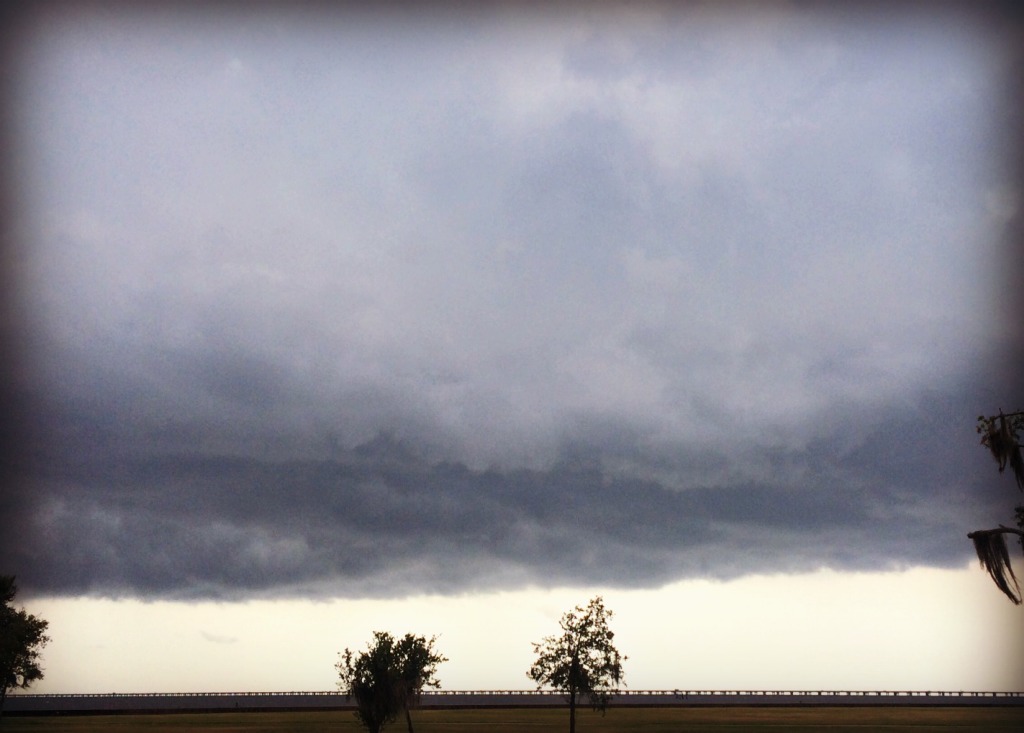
xmin=20 ymin=565 xmax=1024 ymax=695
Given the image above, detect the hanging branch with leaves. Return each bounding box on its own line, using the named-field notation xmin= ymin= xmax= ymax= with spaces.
xmin=969 ymin=410 xmax=1024 ymax=604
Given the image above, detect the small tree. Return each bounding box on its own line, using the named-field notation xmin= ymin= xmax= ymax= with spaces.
xmin=336 ymin=631 xmax=446 ymax=733
xmin=970 ymin=410 xmax=1024 ymax=604
xmin=1 ymin=576 xmax=50 ymax=718
xmin=528 ymin=596 xmax=626 ymax=733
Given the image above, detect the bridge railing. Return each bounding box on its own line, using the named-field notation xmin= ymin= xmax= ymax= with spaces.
xmin=9 ymin=689 xmax=1024 ymax=699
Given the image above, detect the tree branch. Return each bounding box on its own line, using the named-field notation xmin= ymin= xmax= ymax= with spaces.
xmin=967 ymin=527 xmax=1022 ymax=605
xmin=967 ymin=526 xmax=1024 ymax=539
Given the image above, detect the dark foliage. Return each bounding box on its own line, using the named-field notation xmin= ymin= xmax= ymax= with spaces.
xmin=970 ymin=411 xmax=1024 ymax=604
xmin=336 ymin=631 xmax=446 ymax=733
xmin=528 ymin=596 xmax=625 ymax=733
xmin=1 ymin=575 xmax=50 ymax=717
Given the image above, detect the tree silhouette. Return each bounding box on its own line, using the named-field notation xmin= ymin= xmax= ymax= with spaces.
xmin=336 ymin=631 xmax=446 ymax=733
xmin=1 ymin=575 xmax=50 ymax=718
xmin=969 ymin=410 xmax=1024 ymax=604
xmin=528 ymin=596 xmax=626 ymax=733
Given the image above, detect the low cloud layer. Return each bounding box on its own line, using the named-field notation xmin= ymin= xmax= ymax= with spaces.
xmin=5 ymin=361 xmax=1013 ymax=600
xmin=3 ymin=2 xmax=1023 ymax=600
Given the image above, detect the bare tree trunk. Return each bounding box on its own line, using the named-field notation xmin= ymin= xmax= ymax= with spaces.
xmin=568 ymin=685 xmax=577 ymax=733
xmin=404 ymin=703 xmax=414 ymax=733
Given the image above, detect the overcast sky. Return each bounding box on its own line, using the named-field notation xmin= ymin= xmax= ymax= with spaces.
xmin=2 ymin=0 xmax=1024 ymax=693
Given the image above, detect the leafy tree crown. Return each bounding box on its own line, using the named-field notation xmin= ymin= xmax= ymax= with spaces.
xmin=336 ymin=631 xmax=446 ymax=733
xmin=1 ymin=575 xmax=50 ymax=707
xmin=528 ymin=596 xmax=626 ymax=712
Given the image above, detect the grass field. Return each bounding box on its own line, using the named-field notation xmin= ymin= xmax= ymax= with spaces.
xmin=3 ymin=706 xmax=1024 ymax=732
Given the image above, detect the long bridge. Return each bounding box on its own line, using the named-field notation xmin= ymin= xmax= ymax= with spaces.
xmin=5 ymin=689 xmax=1024 ymax=715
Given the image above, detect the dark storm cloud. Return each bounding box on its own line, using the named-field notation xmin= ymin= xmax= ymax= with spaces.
xmin=5 ymin=349 xmax=1012 ymax=600
xmin=3 ymin=1 xmax=1023 ymax=599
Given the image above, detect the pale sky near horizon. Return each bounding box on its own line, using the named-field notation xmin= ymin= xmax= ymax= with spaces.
xmin=19 ymin=566 xmax=1024 ymax=693
xmin=3 ymin=0 xmax=1024 ymax=695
